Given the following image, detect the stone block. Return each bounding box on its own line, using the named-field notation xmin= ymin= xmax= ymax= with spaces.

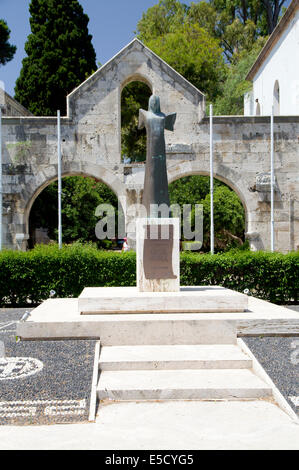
xmin=78 ymin=286 xmax=248 ymax=315
xmin=136 ymin=218 xmax=180 ymax=292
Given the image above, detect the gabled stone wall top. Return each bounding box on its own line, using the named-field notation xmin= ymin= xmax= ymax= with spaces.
xmin=1 ymin=91 xmax=32 ymax=117
xmin=63 ymin=39 xmax=205 ymax=164
xmin=69 ymin=40 xmax=203 ymax=120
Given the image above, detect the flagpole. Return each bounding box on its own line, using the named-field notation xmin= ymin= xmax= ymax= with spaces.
xmin=270 ymin=106 xmax=275 ymax=252
xmin=210 ymin=104 xmax=214 ymax=255
xmin=57 ymin=110 xmax=62 ymax=249
xmin=0 ymin=106 xmax=3 ymax=251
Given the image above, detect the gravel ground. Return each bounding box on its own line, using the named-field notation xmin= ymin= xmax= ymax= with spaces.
xmin=0 ymin=309 xmax=96 ymax=426
xmin=1 ymin=308 xmax=298 ymax=426
xmin=243 ymin=336 xmax=299 ymax=417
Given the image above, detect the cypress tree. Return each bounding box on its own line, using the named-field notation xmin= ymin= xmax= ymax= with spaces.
xmin=0 ymin=19 xmax=16 ymax=66
xmin=14 ymin=0 xmax=97 ymax=115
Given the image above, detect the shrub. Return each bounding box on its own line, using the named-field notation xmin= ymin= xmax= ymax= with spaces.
xmin=180 ymin=251 xmax=299 ymax=304
xmin=0 ymin=244 xmax=136 ymax=307
xmin=0 ymin=245 xmax=298 ymax=307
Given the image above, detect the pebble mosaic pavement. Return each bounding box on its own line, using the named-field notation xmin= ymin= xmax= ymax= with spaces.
xmin=0 ymin=309 xmax=96 ymax=426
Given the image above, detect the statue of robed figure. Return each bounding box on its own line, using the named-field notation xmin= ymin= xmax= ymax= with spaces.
xmin=138 ymin=95 xmax=177 ymax=282
xmin=138 ymin=95 xmax=176 ymax=217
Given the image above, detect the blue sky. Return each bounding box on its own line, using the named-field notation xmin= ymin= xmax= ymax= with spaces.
xmin=0 ymin=0 xmax=194 ymax=96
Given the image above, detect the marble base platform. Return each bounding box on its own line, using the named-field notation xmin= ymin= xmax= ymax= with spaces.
xmin=78 ymin=286 xmax=248 ymax=315
xmin=16 ymin=296 xmax=299 ymax=341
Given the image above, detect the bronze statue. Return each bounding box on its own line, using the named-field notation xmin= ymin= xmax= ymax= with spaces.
xmin=138 ymin=95 xmax=176 ymax=217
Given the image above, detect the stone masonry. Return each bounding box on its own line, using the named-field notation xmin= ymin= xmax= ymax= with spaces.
xmin=1 ymin=39 xmax=299 ymax=252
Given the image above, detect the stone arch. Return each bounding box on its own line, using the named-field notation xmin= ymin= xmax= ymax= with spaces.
xmin=120 ymin=74 xmax=153 ymax=94
xmin=23 ymin=163 xmax=126 ymax=237
xmin=119 ymin=75 xmax=152 ymax=163
xmin=167 ymin=161 xmax=259 ymax=235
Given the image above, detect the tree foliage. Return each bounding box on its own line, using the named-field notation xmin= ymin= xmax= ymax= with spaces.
xmin=121 ymin=82 xmax=151 ymax=162
xmin=187 ymin=0 xmax=286 ymax=63
xmin=169 ymin=175 xmax=245 ymax=251
xmin=145 ymin=22 xmax=226 ymax=101
xmin=14 ymin=0 xmax=96 ymax=115
xmin=137 ymin=2 xmax=226 ymax=101
xmin=187 ymin=2 xmax=255 ymax=62
xmin=210 ymin=0 xmax=288 ymax=35
xmin=261 ymin=0 xmax=288 ymax=34
xmin=135 ymin=0 xmax=288 ymax=110
xmin=213 ymin=37 xmax=267 ymax=115
xmin=29 ymin=176 xmax=119 ymax=248
xmin=136 ymin=0 xmax=188 ymax=42
xmin=201 ymin=185 xmax=245 ymax=250
xmin=0 ymin=19 xmax=16 ymax=66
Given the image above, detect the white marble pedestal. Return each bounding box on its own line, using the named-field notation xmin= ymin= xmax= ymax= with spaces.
xmin=136 ymin=218 xmax=180 ymax=292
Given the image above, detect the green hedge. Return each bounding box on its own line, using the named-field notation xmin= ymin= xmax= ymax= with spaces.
xmin=0 ymin=244 xmax=298 ymax=307
xmin=180 ymin=251 xmax=299 ymax=304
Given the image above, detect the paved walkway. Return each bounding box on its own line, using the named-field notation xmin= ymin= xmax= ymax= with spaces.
xmin=0 ymin=400 xmax=299 ymax=450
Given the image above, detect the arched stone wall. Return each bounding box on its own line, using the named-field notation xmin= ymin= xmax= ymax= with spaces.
xmin=120 ymin=74 xmax=153 ymax=93
xmin=1 ymin=40 xmax=299 ymax=252
xmin=20 ymin=163 xmax=126 ymax=248
xmin=167 ymin=161 xmax=263 ymax=250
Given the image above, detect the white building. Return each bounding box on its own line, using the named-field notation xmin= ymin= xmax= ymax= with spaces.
xmin=244 ymin=0 xmax=299 ymax=116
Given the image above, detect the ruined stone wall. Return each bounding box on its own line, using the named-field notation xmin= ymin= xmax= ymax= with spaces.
xmin=1 ymin=40 xmax=298 ymax=252
xmin=1 ymin=92 xmax=32 ymax=117
xmin=2 ymin=114 xmax=298 ymax=253
xmin=167 ymin=116 xmax=299 ymax=253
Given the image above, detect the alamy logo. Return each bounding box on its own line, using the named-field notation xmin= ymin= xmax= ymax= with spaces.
xmin=95 ymin=202 xmax=204 ymax=250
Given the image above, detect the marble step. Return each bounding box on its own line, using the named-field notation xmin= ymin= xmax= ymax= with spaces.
xmin=97 ymin=369 xmax=272 ymax=401
xmin=99 ymin=345 xmax=252 ymax=370
xmin=92 ymin=316 xmax=237 ymax=345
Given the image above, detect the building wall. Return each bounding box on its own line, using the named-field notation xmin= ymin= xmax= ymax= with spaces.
xmin=250 ymin=8 xmax=299 ymax=116
xmin=2 ymin=114 xmax=299 ymax=253
xmin=1 ymin=41 xmax=299 ymax=253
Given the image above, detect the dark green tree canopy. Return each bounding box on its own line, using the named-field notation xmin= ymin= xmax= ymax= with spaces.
xmin=210 ymin=0 xmax=288 ymax=35
xmin=121 ymin=81 xmax=152 ymax=162
xmin=14 ymin=0 xmax=97 ymax=116
xmin=0 ymin=19 xmax=16 ymax=66
xmin=29 ymin=176 xmax=119 ymax=248
xmin=169 ymin=175 xmax=245 ymax=251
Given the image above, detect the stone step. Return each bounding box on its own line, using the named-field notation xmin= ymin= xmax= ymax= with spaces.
xmin=93 ymin=317 xmax=237 ymax=345
xmin=97 ymin=369 xmax=272 ymax=401
xmin=99 ymin=345 xmax=252 ymax=370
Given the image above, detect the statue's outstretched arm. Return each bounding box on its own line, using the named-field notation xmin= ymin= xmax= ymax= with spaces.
xmin=138 ymin=109 xmax=146 ymax=130
xmin=165 ymin=113 xmax=176 ymax=131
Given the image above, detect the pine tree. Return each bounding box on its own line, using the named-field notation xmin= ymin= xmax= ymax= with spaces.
xmin=14 ymin=0 xmax=97 ymax=115
xmin=0 ymin=19 xmax=16 ymax=66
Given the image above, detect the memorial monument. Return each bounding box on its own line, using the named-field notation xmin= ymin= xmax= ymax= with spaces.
xmin=137 ymin=95 xmax=179 ymax=292
xmin=78 ymin=95 xmax=248 ymax=314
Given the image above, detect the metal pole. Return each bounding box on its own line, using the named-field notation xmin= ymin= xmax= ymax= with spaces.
xmin=270 ymin=106 xmax=275 ymax=252
xmin=57 ymin=110 xmax=62 ymax=249
xmin=0 ymin=107 xmax=2 ymax=251
xmin=210 ymin=104 xmax=214 ymax=255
